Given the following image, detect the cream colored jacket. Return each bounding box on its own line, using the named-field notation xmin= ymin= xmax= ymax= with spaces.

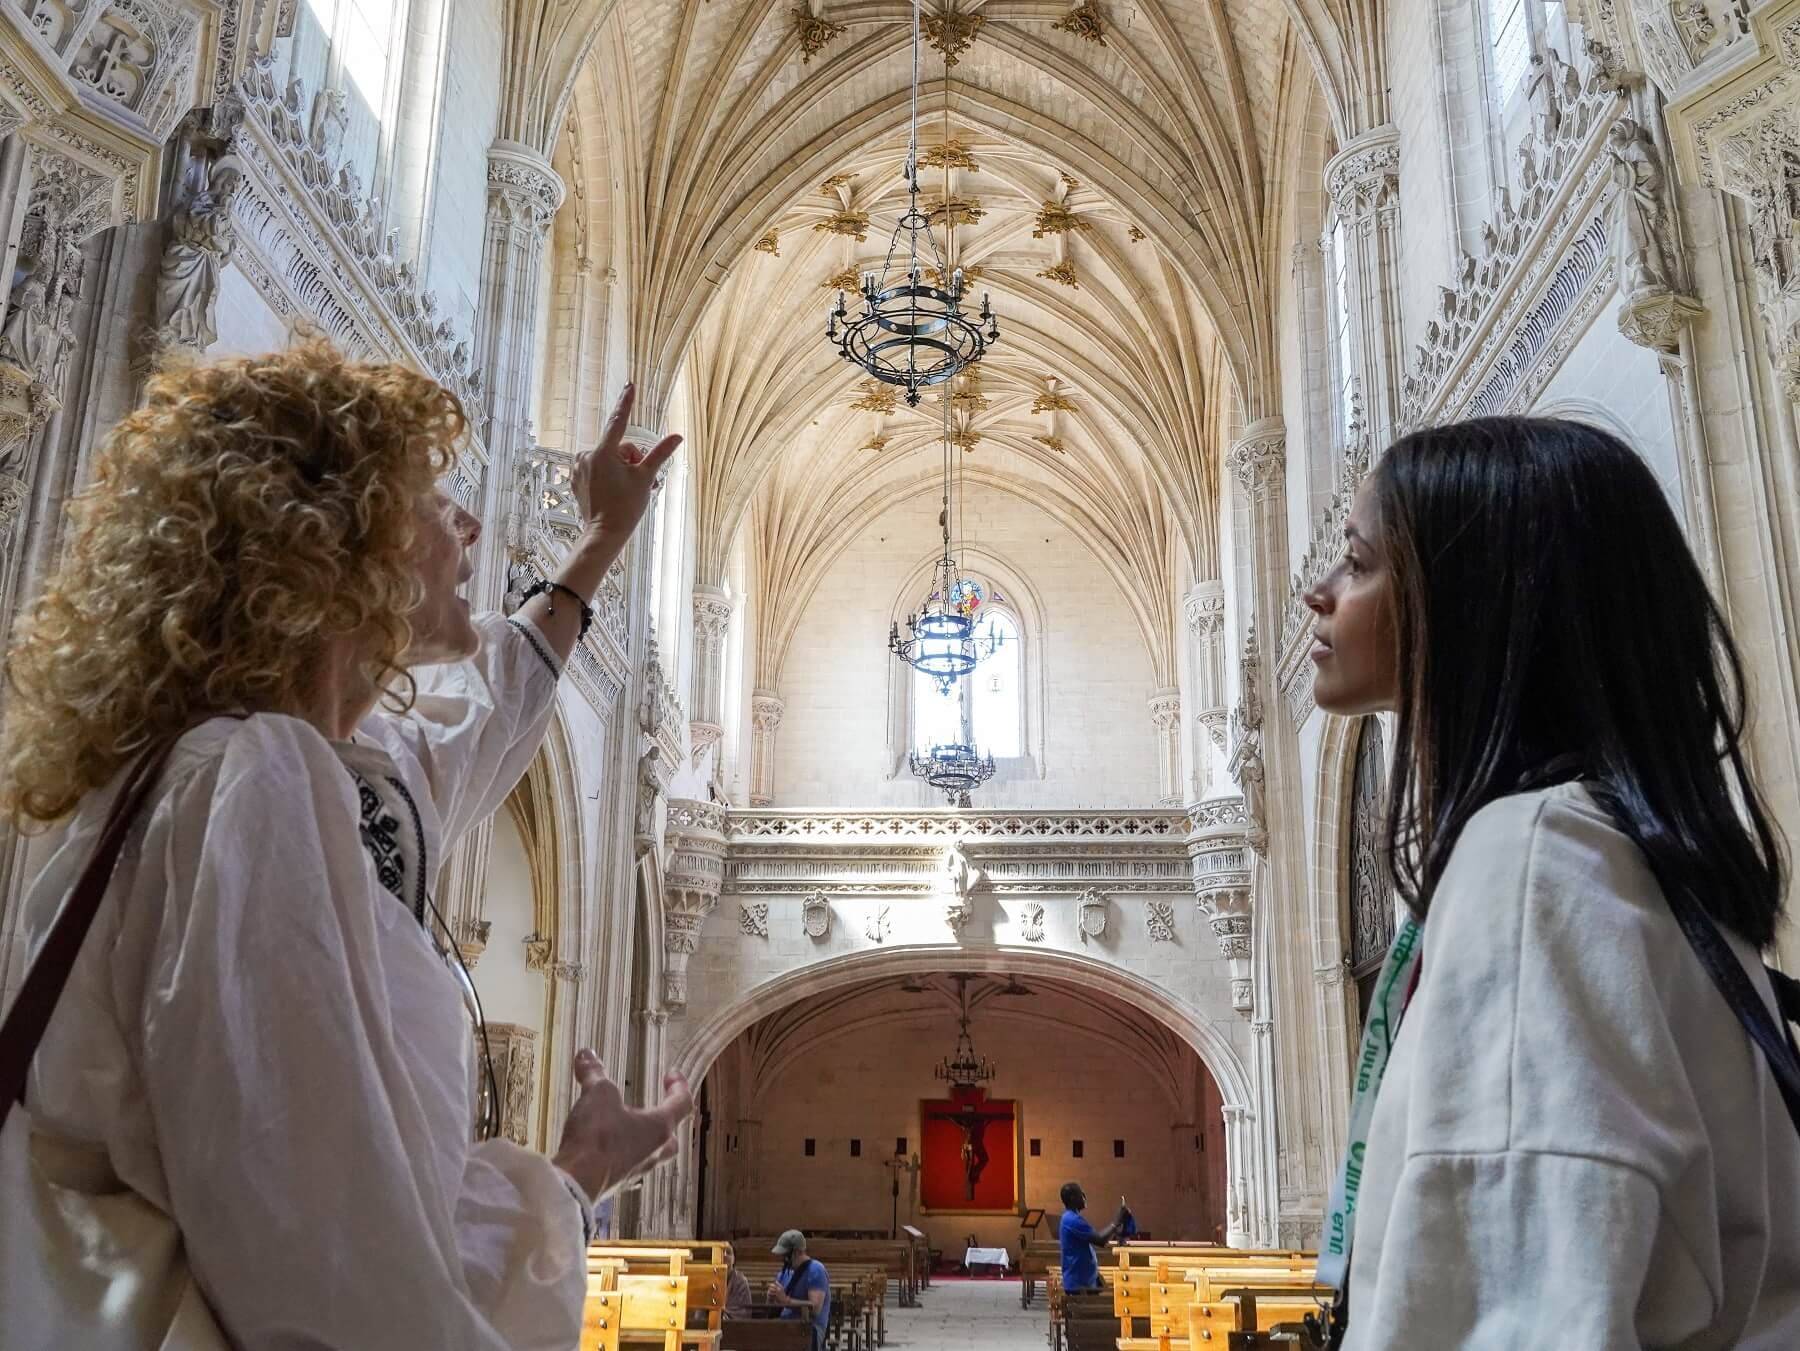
xmin=1345 ymin=783 xmax=1800 ymax=1349
xmin=0 ymin=612 xmax=585 ymax=1351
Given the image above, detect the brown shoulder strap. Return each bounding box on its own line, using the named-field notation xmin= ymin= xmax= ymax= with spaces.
xmin=0 ymin=736 xmax=187 ymax=1118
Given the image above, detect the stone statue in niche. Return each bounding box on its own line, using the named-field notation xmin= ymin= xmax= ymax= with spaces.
xmin=941 ymin=841 xmax=980 ymax=931
xmin=1606 ymin=118 xmax=1681 ymax=297
xmin=155 ymin=164 xmax=244 ymax=352
xmin=0 ymin=253 xmax=53 ymax=379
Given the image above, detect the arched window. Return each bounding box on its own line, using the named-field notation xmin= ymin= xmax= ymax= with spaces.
xmin=907 ymin=607 xmax=1024 ymax=759
xmin=971 ymin=609 xmax=1022 ymax=757
xmin=1347 ymin=717 xmax=1395 ymax=1025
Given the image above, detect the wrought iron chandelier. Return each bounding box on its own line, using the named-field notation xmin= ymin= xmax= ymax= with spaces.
xmin=889 ymin=399 xmax=998 ymax=694
xmin=935 ymin=983 xmax=997 ymax=1087
xmin=911 ymin=739 xmax=996 ymax=802
xmin=824 ymin=0 xmax=998 ymax=405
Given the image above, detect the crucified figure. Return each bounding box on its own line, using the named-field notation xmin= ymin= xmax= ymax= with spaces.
xmin=929 ymin=1100 xmax=1012 ymax=1202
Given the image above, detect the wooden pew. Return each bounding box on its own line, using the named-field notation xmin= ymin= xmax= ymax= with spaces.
xmin=736 ymin=1238 xmax=917 ymax=1309
xmin=588 ymin=1245 xmax=727 ymax=1350
xmin=718 ymin=1321 xmax=813 ymax=1351
xmin=582 ymin=1270 xmax=689 ymax=1351
xmin=735 ymin=1260 xmax=885 ymax=1351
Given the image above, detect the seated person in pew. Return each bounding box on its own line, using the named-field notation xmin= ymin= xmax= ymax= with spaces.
xmin=1057 ymin=1182 xmax=1131 ymax=1292
xmin=765 ymin=1229 xmax=830 ymax=1350
xmin=724 ymin=1243 xmax=753 ymax=1320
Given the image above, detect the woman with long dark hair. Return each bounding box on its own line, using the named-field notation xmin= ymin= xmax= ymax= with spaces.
xmin=1305 ymin=417 xmax=1800 ymax=1347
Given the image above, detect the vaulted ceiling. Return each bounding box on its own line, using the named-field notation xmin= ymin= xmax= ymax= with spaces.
xmin=552 ymin=0 xmax=1340 ymax=689
xmin=706 ymin=970 xmax=1214 ymax=1117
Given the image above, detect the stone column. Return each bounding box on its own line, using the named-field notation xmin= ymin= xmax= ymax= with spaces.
xmin=1183 ymin=580 xmax=1229 ymax=799
xmin=661 ymin=799 xmax=726 ymax=1012
xmin=1190 ymin=800 xmax=1254 ymax=1015
xmin=1220 ymin=1104 xmax=1254 ymax=1248
xmin=1227 ymin=419 xmax=1326 ymax=1247
xmin=482 ymin=1022 xmax=539 ymax=1147
xmin=543 ymin=959 xmax=586 ymax=1139
xmin=690 ymin=584 xmax=733 ymax=772
xmin=749 ymin=691 xmax=784 ymax=806
xmin=1325 ymin=126 xmax=1405 ymax=450
xmin=472 ymin=140 xmax=564 ymax=602
xmin=1604 ymin=107 xmax=1717 ymax=584
xmin=1148 ymin=687 xmax=1182 ymax=805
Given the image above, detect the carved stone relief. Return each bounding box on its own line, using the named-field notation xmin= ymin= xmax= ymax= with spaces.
xmin=1146 ymin=899 xmax=1177 ymax=942
xmin=802 ymin=889 xmax=832 ymax=939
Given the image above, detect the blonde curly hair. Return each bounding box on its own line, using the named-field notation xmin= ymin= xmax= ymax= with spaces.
xmin=2 ymin=341 xmax=465 ymax=826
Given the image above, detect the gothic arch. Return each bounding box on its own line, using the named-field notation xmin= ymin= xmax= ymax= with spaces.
xmin=669 ymin=945 xmax=1255 ymax=1111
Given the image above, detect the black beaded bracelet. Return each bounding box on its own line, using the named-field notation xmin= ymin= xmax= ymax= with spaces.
xmin=520 ymin=579 xmax=594 ymax=641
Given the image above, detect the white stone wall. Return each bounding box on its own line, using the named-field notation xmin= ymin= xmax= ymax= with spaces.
xmin=773 ymin=482 xmax=1163 ymax=809
xmin=1533 ymin=296 xmax=1683 ymax=504
xmin=478 ymin=807 xmax=548 ymax=1032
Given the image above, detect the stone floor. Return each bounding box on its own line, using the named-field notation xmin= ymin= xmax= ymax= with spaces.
xmin=880 ymin=1278 xmax=1047 ymax=1350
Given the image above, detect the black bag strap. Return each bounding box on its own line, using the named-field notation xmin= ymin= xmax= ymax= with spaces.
xmin=1661 ymin=884 xmax=1800 ymax=1137
xmin=0 ymin=735 xmax=189 ymax=1121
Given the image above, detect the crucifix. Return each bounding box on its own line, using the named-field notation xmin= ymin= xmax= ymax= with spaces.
xmin=926 ymin=1094 xmax=1013 ymax=1202
xmin=883 ymin=1152 xmax=921 ymax=1237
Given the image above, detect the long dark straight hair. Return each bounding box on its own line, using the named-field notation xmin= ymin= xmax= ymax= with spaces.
xmin=1373 ymin=416 xmax=1785 ymax=948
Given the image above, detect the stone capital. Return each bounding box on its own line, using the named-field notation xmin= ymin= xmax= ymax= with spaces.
xmin=486 ymin=140 xmax=566 ymax=231
xmin=1324 ymin=125 xmax=1401 ymax=224
xmin=1184 ymin=579 xmax=1226 ymax=638
xmin=692 ymin=585 xmax=734 ymax=643
xmin=751 ymin=691 xmax=786 ymax=733
xmin=1226 ymin=419 xmax=1287 ymax=498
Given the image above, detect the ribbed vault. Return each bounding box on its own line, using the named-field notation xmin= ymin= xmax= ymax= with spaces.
xmin=554 ymin=0 xmax=1341 ymax=700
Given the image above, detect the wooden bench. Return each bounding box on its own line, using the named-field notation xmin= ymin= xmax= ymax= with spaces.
xmin=1106 ymin=1246 xmax=1327 ymax=1351
xmin=737 ymin=1239 xmax=917 ymax=1309
xmin=582 ymin=1269 xmax=690 ymax=1351
xmin=736 ymin=1260 xmax=885 ymax=1351
xmin=586 ymin=1245 xmax=728 ymax=1351
xmin=718 ymin=1320 xmax=813 ymax=1351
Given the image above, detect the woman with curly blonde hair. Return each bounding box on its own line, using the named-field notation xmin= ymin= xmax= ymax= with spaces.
xmin=0 ymin=342 xmax=691 ymax=1350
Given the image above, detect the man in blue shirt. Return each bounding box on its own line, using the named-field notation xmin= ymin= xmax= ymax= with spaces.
xmin=1058 ymin=1182 xmax=1132 ymax=1291
xmin=766 ymin=1229 xmax=831 ymax=1350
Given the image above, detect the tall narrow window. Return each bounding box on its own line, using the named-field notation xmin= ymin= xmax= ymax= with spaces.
xmin=971 ymin=610 xmax=1021 ymax=757
xmin=912 ymin=667 xmax=965 ymax=755
xmin=1488 ymin=0 xmax=1532 ymax=100
xmin=1330 ymin=219 xmax=1357 ymax=440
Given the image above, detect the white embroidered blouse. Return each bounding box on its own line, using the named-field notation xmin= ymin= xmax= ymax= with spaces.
xmin=0 ymin=612 xmax=586 ymax=1351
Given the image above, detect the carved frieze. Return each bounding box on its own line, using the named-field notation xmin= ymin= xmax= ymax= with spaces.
xmin=232 ymin=55 xmax=487 ymax=425
xmin=1401 ymin=48 xmax=1628 ymax=427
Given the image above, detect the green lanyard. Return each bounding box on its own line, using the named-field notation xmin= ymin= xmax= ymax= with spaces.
xmin=1316 ymin=916 xmax=1423 ymax=1290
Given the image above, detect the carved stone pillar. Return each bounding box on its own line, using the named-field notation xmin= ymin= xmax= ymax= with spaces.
xmin=661 ymin=799 xmax=727 ymax=1012
xmin=1221 ymin=1103 xmax=1256 ymax=1248
xmin=1227 ymin=418 xmax=1326 ymax=1243
xmin=1183 ymin=580 xmax=1229 ymax=799
xmin=1148 ymin=687 xmax=1182 ymax=805
xmin=472 ymin=140 xmax=563 ymax=598
xmin=482 ymin=1022 xmax=539 ymax=1148
xmin=1325 ymin=126 xmax=1405 ymax=450
xmin=690 ymin=584 xmax=733 ymax=770
xmin=749 ymin=691 xmax=784 ymax=806
xmin=1190 ymin=800 xmax=1254 ymax=1015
